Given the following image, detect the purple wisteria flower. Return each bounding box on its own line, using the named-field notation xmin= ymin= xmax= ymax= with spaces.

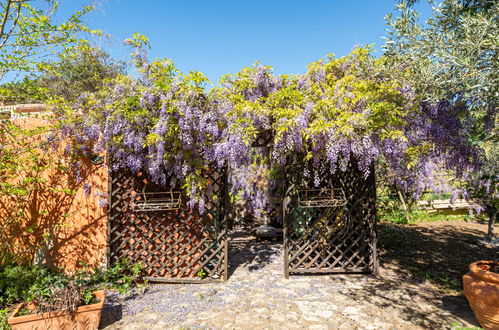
xmin=83 ymin=183 xmax=92 ymax=197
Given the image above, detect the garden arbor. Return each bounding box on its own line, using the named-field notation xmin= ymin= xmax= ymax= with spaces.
xmin=58 ymin=42 xmax=477 ymax=282
xmin=107 ymin=160 xmax=377 ymax=282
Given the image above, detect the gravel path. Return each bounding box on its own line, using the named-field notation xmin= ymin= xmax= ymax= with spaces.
xmin=100 ymin=227 xmax=480 ymax=329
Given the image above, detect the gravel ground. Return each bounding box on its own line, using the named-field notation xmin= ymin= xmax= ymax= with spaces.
xmin=100 ymin=223 xmax=485 ymax=330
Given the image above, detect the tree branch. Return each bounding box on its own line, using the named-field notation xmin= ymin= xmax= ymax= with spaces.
xmin=0 ymin=0 xmax=13 ymax=37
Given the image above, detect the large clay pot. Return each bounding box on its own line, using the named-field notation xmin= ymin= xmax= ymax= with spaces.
xmin=463 ymin=261 xmax=499 ymax=330
xmin=8 ymin=290 xmax=105 ymax=330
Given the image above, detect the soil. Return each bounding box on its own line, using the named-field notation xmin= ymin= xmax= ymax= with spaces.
xmin=379 ymin=218 xmax=498 ymax=292
xmin=100 ymin=219 xmax=497 ymax=329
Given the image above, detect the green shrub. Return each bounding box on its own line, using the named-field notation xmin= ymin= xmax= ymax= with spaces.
xmin=0 ymin=308 xmax=9 ymax=330
xmin=74 ymin=259 xmax=145 ymax=295
xmin=0 ymin=259 xmax=146 ymax=328
xmin=0 ymin=265 xmax=60 ymax=306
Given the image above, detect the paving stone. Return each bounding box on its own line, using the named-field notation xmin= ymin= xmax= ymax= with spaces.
xmin=101 ymin=229 xmax=479 ymax=330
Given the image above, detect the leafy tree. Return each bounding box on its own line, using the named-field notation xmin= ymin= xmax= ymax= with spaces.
xmin=385 ymin=0 xmax=497 ymax=139
xmin=0 ymin=77 xmax=48 ymax=103
xmin=36 ymin=42 xmax=126 ymax=101
xmin=384 ymin=0 xmax=498 ymax=237
xmin=0 ymin=0 xmax=98 ymax=82
xmin=0 ymin=43 xmax=124 ymax=104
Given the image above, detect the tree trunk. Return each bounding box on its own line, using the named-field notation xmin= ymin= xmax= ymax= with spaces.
xmin=487 ymin=206 xmax=497 ymax=241
xmin=396 ymin=186 xmax=411 ymax=223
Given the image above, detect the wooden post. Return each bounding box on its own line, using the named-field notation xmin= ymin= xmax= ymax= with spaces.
xmin=106 ymin=167 xmax=112 ymax=270
xmin=283 ymin=195 xmax=290 ymax=279
xmin=223 ymin=167 xmax=229 ymax=281
xmin=371 ymin=165 xmax=379 ymax=275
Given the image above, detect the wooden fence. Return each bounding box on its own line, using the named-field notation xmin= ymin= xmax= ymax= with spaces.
xmin=283 ymin=162 xmax=378 ymax=277
xmin=108 ymin=169 xmax=228 ymax=283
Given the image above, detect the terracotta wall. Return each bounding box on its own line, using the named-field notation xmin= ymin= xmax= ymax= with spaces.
xmin=0 ymin=116 xmax=108 ymax=272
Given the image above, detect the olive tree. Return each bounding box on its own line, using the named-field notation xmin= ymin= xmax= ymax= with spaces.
xmin=384 ymin=0 xmax=498 ymax=238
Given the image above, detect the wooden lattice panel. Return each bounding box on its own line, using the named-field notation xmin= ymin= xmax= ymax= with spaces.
xmin=283 ymin=162 xmax=377 ymax=277
xmin=108 ymin=170 xmax=228 ymax=282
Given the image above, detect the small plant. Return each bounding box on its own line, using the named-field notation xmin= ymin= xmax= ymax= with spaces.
xmin=197 ymin=269 xmax=207 ymax=279
xmin=83 ymin=291 xmax=94 ymax=305
xmin=0 ymin=259 xmax=146 ymax=327
xmin=0 ymin=308 xmax=9 ymax=330
xmin=74 ymin=258 xmax=145 ymax=295
xmin=451 ymin=321 xmax=482 ymax=330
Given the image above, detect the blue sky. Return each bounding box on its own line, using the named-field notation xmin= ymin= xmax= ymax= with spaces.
xmin=62 ymin=1 xmax=431 ymax=83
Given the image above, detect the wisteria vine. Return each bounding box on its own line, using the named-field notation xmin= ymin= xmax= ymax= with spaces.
xmin=51 ymin=37 xmax=481 ymax=216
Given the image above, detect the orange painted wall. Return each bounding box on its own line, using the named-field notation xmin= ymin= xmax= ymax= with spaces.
xmin=0 ymin=116 xmax=108 ymax=272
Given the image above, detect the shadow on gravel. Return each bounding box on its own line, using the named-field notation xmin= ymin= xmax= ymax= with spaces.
xmin=227 ymin=227 xmax=281 ymax=278
xmin=441 ymin=295 xmax=478 ymax=326
xmin=99 ymin=294 xmax=123 ymax=329
xmin=343 ymin=274 xmax=480 ymax=329
xmin=375 ymin=220 xmax=496 ymax=327
xmin=379 ymin=221 xmax=496 ymax=292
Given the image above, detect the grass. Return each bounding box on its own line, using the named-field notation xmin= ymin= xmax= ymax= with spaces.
xmin=377 ymin=192 xmax=476 ymax=225
xmin=379 ymin=208 xmax=471 ymax=224
xmin=420 ymin=192 xmax=452 ymax=201
xmin=451 ymin=322 xmax=483 ymax=330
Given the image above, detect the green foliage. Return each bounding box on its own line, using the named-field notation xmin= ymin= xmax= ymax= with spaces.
xmin=384 ymin=0 xmax=498 ymax=155
xmin=0 ymin=260 xmax=145 ymax=327
xmin=0 ymin=119 xmax=74 ymax=265
xmin=0 ymin=1 xmax=101 ymax=266
xmin=36 ymin=41 xmax=126 ymax=101
xmin=450 ymin=321 xmax=482 ymax=330
xmin=384 ymin=0 xmax=498 ymax=234
xmin=385 ymin=0 xmax=498 ymax=124
xmin=197 ymin=269 xmax=207 ymax=279
xmin=302 ymin=48 xmax=408 ymax=141
xmin=0 ymin=308 xmax=8 ymax=330
xmin=0 ymin=77 xmax=48 ymax=103
xmin=219 ymin=47 xmax=411 ymax=152
xmin=379 ymin=206 xmax=468 ymax=224
xmin=73 ymin=259 xmax=145 ymax=295
xmin=0 ymin=0 xmax=100 ymax=82
xmin=0 ymin=42 xmax=124 ymax=104
xmin=54 ymin=37 xmax=214 ymax=202
xmin=0 ymin=265 xmax=49 ymax=305
xmin=419 ymin=192 xmax=452 ymax=201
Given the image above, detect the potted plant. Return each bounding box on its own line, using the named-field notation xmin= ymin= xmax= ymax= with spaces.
xmin=463 ymin=260 xmax=499 ymax=330
xmin=8 ymin=282 xmax=105 ymax=330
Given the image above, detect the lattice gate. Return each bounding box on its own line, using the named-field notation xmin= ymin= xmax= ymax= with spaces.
xmin=283 ymin=162 xmax=378 ymax=277
xmin=108 ymin=169 xmax=228 ymax=283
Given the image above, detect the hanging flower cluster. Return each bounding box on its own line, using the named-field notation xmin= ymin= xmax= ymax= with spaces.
xmin=215 ymin=48 xmax=479 ymax=216
xmin=51 ymin=37 xmax=480 ymax=215
xmin=53 ymin=35 xmax=227 ymax=212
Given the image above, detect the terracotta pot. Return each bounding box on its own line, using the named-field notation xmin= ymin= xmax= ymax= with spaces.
xmin=8 ymin=290 xmax=105 ymax=330
xmin=463 ymin=261 xmax=499 ymax=330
